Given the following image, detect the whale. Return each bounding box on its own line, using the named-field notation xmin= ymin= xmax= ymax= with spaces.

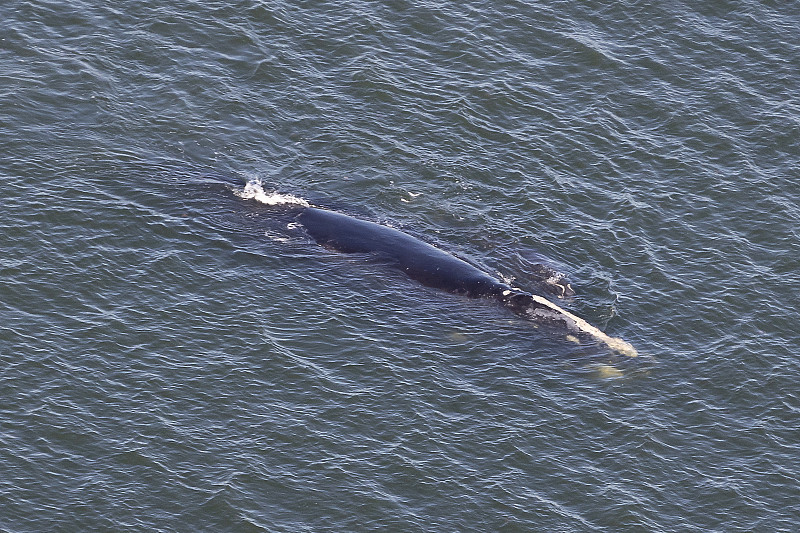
xmin=295 ymin=206 xmax=637 ymax=357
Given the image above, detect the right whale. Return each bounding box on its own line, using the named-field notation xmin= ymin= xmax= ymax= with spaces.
xmin=295 ymin=206 xmax=637 ymax=357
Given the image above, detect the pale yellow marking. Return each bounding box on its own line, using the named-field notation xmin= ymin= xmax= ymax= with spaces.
xmin=448 ymin=332 xmax=469 ymax=343
xmin=528 ymin=294 xmax=638 ymax=357
xmin=588 ymin=363 xmax=624 ymax=378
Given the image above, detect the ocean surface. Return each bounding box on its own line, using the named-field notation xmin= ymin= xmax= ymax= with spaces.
xmin=2 ymin=1 xmax=799 ymax=531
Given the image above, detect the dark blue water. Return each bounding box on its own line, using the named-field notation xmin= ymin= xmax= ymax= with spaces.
xmin=2 ymin=1 xmax=799 ymax=531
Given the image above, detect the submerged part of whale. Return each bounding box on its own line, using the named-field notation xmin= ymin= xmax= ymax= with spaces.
xmin=295 ymin=207 xmax=637 ymax=357
xmin=528 ymin=263 xmax=575 ymax=299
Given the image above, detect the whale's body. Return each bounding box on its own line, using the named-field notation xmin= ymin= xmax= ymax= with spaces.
xmin=296 ymin=207 xmax=637 ymax=357
xmin=297 ymin=207 xmax=504 ymax=298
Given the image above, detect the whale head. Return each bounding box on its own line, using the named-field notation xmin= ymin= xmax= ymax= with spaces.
xmin=542 ymin=275 xmax=575 ymax=299
xmin=528 ymin=264 xmax=575 ymax=299
xmin=536 ymin=269 xmax=575 ymax=298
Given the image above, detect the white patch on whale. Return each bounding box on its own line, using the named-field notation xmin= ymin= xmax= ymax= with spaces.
xmin=526 ymin=294 xmax=638 ymax=357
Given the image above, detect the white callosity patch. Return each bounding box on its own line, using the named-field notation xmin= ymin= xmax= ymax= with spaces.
xmin=525 ymin=293 xmax=638 ymax=357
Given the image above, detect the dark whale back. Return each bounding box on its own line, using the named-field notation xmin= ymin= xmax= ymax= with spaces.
xmin=296 ymin=207 xmax=505 ymax=298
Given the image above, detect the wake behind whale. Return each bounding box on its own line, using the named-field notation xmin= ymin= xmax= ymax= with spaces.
xmin=237 ymin=180 xmax=637 ymax=357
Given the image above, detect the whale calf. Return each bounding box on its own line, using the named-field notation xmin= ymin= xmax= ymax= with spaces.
xmin=295 ymin=206 xmax=637 ymax=357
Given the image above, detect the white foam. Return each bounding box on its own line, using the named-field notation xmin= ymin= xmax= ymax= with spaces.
xmin=236 ymin=179 xmax=310 ymax=207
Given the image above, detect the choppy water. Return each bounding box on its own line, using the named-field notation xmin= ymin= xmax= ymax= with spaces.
xmin=2 ymin=1 xmax=799 ymax=531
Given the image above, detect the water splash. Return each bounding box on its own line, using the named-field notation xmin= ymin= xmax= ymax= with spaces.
xmin=236 ymin=179 xmax=310 ymax=207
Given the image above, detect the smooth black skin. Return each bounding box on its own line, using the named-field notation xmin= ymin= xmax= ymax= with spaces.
xmin=296 ymin=207 xmax=549 ymax=317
